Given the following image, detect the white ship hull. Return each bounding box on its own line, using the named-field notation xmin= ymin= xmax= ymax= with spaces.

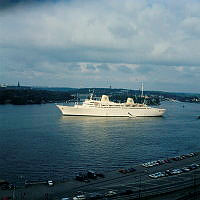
xmin=56 ymin=105 xmax=165 ymax=117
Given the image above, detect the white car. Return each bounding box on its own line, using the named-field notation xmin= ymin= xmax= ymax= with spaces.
xmin=171 ymin=169 xmax=182 ymax=175
xmin=47 ymin=180 xmax=53 ymax=186
xmin=105 ymin=190 xmax=117 ymax=197
xmin=149 ymin=174 xmax=158 ymax=179
xmin=73 ymin=195 xmax=86 ymax=200
xmin=155 ymin=172 xmax=165 ymax=177
xmin=149 ymin=172 xmax=165 ymax=179
xmin=182 ymin=167 xmax=190 ymax=172
xmin=191 ymin=163 xmax=199 ymax=168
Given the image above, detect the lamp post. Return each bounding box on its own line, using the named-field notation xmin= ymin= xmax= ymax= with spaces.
xmin=138 ymin=175 xmax=142 ymax=199
xmin=12 ymin=185 xmax=16 ymax=200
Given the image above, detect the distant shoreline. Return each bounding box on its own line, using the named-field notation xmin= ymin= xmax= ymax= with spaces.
xmin=0 ymin=87 xmax=200 ymax=105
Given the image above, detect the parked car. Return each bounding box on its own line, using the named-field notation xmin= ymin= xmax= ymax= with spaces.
xmin=172 ymin=156 xmax=181 ymax=161
xmin=1 ymin=184 xmax=9 ymax=190
xmin=118 ymin=169 xmax=128 ymax=174
xmin=87 ymin=170 xmax=97 ymax=179
xmin=180 ymin=155 xmax=186 ymax=159
xmin=88 ymin=192 xmax=103 ymax=199
xmin=96 ymin=173 xmax=105 ymax=178
xmin=73 ymin=195 xmax=86 ymax=200
xmin=165 ymin=159 xmax=171 ymax=163
xmin=150 ymin=174 xmax=159 ymax=179
xmin=119 ymin=189 xmax=133 ymax=195
xmin=157 ymin=172 xmax=165 ymax=177
xmin=75 ymin=173 xmax=90 ymax=182
xmin=181 ymin=167 xmax=191 ymax=172
xmin=2 ymin=197 xmax=11 ymax=200
xmin=188 ymin=164 xmax=199 ymax=170
xmin=157 ymin=160 xmax=165 ymax=165
xmin=47 ymin=180 xmax=53 ymax=186
xmin=127 ymin=168 xmax=136 ymax=172
xmin=150 ymin=172 xmax=166 ymax=179
xmin=124 ymin=189 xmax=133 ymax=195
xmin=171 ymin=169 xmax=182 ymax=175
xmin=1 ymin=184 xmax=14 ymax=190
xmin=142 ymin=161 xmax=159 ymax=168
xmin=191 ymin=163 xmax=199 ymax=168
xmin=104 ymin=190 xmax=117 ymax=197
xmin=165 ymin=170 xmax=172 ymax=176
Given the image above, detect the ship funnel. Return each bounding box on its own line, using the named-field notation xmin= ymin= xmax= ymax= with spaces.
xmin=126 ymin=98 xmax=134 ymax=104
xmin=101 ymin=95 xmax=109 ymax=102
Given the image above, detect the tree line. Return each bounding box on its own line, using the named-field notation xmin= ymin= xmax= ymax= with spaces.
xmin=0 ymin=88 xmax=73 ymax=105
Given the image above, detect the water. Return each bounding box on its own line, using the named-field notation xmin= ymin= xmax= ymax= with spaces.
xmin=0 ymin=101 xmax=200 ymax=183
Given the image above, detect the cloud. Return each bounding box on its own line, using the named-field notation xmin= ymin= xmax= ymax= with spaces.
xmin=135 ymin=65 xmax=156 ymax=74
xmin=1 ymin=0 xmax=200 ymax=65
xmin=118 ymin=65 xmax=133 ymax=73
xmin=86 ymin=64 xmax=96 ymax=72
xmin=174 ymin=66 xmax=184 ymax=72
xmin=1 ymin=0 xmax=200 ymax=92
xmin=97 ymin=64 xmax=110 ymax=71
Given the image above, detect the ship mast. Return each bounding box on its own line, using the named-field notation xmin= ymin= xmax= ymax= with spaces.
xmin=141 ymin=82 xmax=144 ymax=97
xmin=89 ymin=89 xmax=94 ymax=100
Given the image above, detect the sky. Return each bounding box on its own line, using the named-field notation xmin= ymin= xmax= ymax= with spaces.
xmin=0 ymin=0 xmax=200 ymax=93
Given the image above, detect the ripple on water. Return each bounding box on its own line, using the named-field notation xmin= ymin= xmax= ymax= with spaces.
xmin=0 ymin=102 xmax=200 ymax=182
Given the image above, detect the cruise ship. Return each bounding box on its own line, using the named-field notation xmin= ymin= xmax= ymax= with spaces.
xmin=56 ymin=95 xmax=166 ymax=117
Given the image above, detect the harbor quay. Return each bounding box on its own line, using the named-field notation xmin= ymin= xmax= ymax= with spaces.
xmin=1 ymin=152 xmax=200 ymax=200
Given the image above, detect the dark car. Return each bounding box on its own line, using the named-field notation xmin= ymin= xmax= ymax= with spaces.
xmin=119 ymin=189 xmax=133 ymax=196
xmin=96 ymin=173 xmax=105 ymax=178
xmin=127 ymin=168 xmax=136 ymax=172
xmin=181 ymin=167 xmax=190 ymax=172
xmin=1 ymin=184 xmax=9 ymax=190
xmin=75 ymin=173 xmax=90 ymax=182
xmin=124 ymin=189 xmax=133 ymax=195
xmin=87 ymin=170 xmax=97 ymax=179
xmin=1 ymin=184 xmax=14 ymax=190
xmin=172 ymin=156 xmax=180 ymax=161
xmin=2 ymin=197 xmax=11 ymax=200
xmin=165 ymin=170 xmax=172 ymax=176
xmin=88 ymin=192 xmax=103 ymax=199
xmin=189 ymin=164 xmax=199 ymax=170
xmin=118 ymin=169 xmax=128 ymax=174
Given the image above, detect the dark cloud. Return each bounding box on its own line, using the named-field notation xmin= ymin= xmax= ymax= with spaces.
xmin=0 ymin=0 xmax=65 ymax=10
xmin=97 ymin=64 xmax=110 ymax=71
xmin=0 ymin=0 xmax=37 ymax=10
xmin=109 ymin=23 xmax=137 ymax=39
xmin=86 ymin=64 xmax=96 ymax=71
xmin=66 ymin=63 xmax=81 ymax=71
xmin=118 ymin=65 xmax=133 ymax=73
xmin=136 ymin=65 xmax=156 ymax=74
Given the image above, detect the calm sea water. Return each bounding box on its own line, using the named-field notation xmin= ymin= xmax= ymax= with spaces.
xmin=0 ymin=101 xmax=200 ymax=183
